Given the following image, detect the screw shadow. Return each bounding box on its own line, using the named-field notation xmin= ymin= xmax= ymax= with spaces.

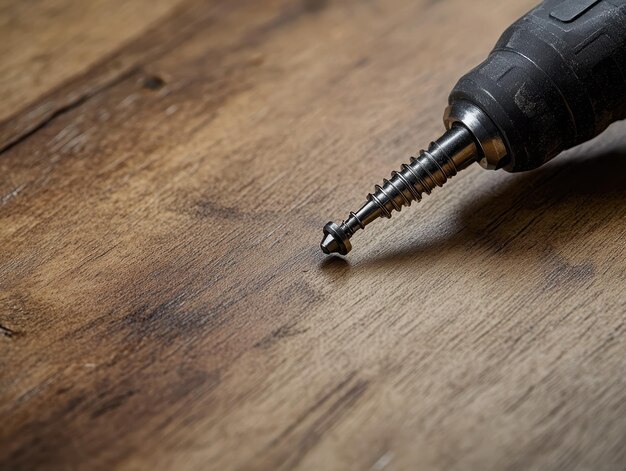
xmin=345 ymin=122 xmax=626 ymax=271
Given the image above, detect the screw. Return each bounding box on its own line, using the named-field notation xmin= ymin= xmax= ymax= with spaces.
xmin=321 ymin=125 xmax=478 ymax=255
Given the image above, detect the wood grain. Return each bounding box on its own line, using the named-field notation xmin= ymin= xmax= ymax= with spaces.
xmin=0 ymin=0 xmax=188 ymax=150
xmin=1 ymin=0 xmax=624 ymax=470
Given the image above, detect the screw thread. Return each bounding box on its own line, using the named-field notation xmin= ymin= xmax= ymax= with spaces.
xmin=367 ymin=146 xmax=460 ymax=219
xmin=321 ymin=125 xmax=479 ymax=255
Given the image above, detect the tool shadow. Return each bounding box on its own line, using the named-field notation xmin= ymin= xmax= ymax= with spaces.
xmin=324 ymin=122 xmax=626 ymax=271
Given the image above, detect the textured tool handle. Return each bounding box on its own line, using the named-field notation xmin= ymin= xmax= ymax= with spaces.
xmin=449 ymin=0 xmax=626 ymax=172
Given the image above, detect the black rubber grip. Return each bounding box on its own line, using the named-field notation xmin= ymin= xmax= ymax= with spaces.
xmin=449 ymin=0 xmax=626 ymax=172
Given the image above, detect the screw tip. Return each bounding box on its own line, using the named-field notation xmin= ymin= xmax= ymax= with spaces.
xmin=320 ymin=222 xmax=351 ymax=256
xmin=320 ymin=234 xmax=339 ymax=254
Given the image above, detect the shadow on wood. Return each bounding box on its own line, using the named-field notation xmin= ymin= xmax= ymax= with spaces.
xmin=324 ymin=124 xmax=626 ymax=271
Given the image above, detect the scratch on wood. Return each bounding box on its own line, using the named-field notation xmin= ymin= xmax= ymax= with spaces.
xmin=1 ymin=183 xmax=26 ymax=205
xmin=279 ymin=378 xmax=370 ymax=469
xmin=0 ymin=65 xmax=140 ymax=156
xmin=370 ymin=451 xmax=394 ymax=471
xmin=254 ymin=323 xmax=309 ymax=349
xmin=0 ymin=323 xmax=16 ymax=338
xmin=268 ymin=372 xmax=359 ymax=449
xmin=91 ymin=390 xmax=137 ymax=419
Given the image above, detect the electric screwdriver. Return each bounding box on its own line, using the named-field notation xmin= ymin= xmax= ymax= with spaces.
xmin=320 ymin=0 xmax=626 ymax=256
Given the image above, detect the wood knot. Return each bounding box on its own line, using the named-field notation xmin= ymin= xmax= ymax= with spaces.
xmin=142 ymin=75 xmax=166 ymax=91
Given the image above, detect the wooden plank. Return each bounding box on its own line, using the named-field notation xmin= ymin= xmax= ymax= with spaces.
xmin=0 ymin=0 xmax=186 ymax=150
xmin=1 ymin=0 xmax=625 ymax=469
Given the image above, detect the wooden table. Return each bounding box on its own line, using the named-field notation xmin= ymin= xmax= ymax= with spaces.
xmin=1 ymin=0 xmax=625 ymax=469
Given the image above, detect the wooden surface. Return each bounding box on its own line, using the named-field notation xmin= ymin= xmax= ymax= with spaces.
xmin=1 ymin=0 xmax=625 ymax=469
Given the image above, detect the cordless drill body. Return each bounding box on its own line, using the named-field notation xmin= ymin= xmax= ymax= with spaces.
xmin=449 ymin=0 xmax=626 ymax=172
xmin=321 ymin=0 xmax=626 ymax=256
